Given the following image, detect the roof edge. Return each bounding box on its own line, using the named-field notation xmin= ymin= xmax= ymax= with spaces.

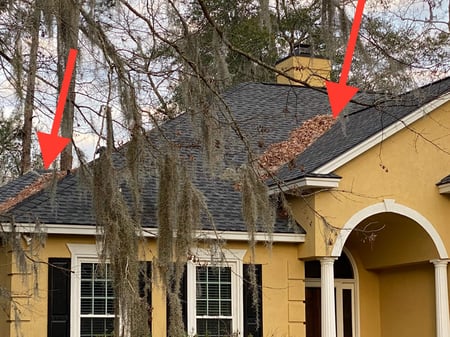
xmin=3 ymin=223 xmax=305 ymax=243
xmin=313 ymin=91 xmax=450 ymax=175
xmin=437 ymin=183 xmax=450 ymax=194
xmin=269 ymin=174 xmax=341 ymax=194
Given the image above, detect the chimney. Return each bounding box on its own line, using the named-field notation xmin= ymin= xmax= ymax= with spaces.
xmin=275 ymin=44 xmax=331 ymax=87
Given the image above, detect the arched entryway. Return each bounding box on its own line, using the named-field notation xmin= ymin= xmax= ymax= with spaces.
xmin=323 ymin=200 xmax=450 ymax=337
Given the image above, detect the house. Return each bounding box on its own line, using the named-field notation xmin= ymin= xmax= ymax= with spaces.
xmin=0 ymin=47 xmax=449 ymax=337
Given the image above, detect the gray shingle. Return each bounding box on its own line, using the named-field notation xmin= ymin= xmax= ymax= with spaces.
xmin=3 ymin=77 xmax=449 ymax=233
xmin=0 ymin=170 xmax=48 ymax=204
xmin=274 ymin=77 xmax=450 ymax=183
xmin=437 ymin=175 xmax=450 ymax=186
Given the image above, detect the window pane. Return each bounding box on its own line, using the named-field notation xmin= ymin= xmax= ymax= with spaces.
xmin=221 ymin=300 xmax=231 ymax=316
xmin=81 ymin=281 xmax=92 ymax=297
xmin=208 ymin=284 xmax=220 ymax=299
xmin=81 ymin=264 xmax=93 ymax=279
xmin=81 ymin=318 xmax=114 ymax=337
xmin=94 ymin=281 xmax=106 ymax=297
xmin=197 ymin=300 xmax=207 ymax=315
xmin=81 ymin=298 xmax=92 ymax=314
xmin=94 ymin=299 xmax=107 ymax=314
xmin=209 ymin=300 xmax=220 ymax=315
xmin=106 ymin=299 xmax=114 ymax=314
xmin=196 ymin=266 xmax=232 ymax=318
xmin=80 ymin=263 xmax=115 ymax=336
xmin=220 ymin=268 xmax=231 ymax=282
xmin=197 ymin=283 xmax=206 ymax=299
xmin=221 ymin=283 xmax=231 ymax=299
xmin=197 ymin=267 xmax=207 ymax=282
xmin=197 ymin=318 xmax=232 ymax=337
xmin=208 ymin=269 xmax=220 ymax=283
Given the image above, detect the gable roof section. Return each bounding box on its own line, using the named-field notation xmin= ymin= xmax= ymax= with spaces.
xmin=3 ymin=77 xmax=449 ymax=232
xmin=5 ymin=83 xmax=367 ymax=234
xmin=272 ymin=77 xmax=450 ymax=185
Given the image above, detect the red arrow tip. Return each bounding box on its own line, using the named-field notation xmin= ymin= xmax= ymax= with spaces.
xmin=325 ymin=81 xmax=359 ymax=118
xmin=37 ymin=132 xmax=70 ymax=169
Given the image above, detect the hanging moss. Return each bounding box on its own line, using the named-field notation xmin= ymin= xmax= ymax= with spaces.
xmin=93 ymin=108 xmax=150 ymax=337
xmin=156 ymin=147 xmax=206 ymax=337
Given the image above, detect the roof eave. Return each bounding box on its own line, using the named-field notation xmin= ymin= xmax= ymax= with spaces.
xmin=269 ymin=176 xmax=341 ymax=195
xmin=437 ymin=183 xmax=450 ymax=195
xmin=3 ymin=223 xmax=305 ymax=243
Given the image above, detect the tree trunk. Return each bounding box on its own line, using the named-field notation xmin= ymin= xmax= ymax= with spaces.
xmin=57 ymin=0 xmax=79 ymax=171
xmin=21 ymin=1 xmax=40 ymax=174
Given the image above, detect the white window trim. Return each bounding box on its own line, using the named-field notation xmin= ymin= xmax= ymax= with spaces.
xmin=186 ymin=248 xmax=246 ymax=337
xmin=67 ymin=243 xmax=113 ymax=337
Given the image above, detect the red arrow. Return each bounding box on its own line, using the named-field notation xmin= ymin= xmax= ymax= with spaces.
xmin=326 ymin=0 xmax=366 ymax=118
xmin=37 ymin=49 xmax=78 ymax=169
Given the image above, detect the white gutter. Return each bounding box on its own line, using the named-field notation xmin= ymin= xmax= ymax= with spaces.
xmin=1 ymin=223 xmax=305 ymax=243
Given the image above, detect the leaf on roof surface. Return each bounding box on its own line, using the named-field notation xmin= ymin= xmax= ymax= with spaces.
xmin=259 ymin=114 xmax=336 ymax=172
xmin=0 ymin=172 xmax=65 ymax=213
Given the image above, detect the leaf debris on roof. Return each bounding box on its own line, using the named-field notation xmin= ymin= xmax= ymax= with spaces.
xmin=0 ymin=172 xmax=66 ymax=214
xmin=259 ymin=114 xmax=336 ymax=172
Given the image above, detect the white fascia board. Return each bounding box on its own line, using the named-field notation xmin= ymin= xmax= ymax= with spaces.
xmin=5 ymin=223 xmax=305 ymax=243
xmin=314 ymin=92 xmax=450 ymax=174
xmin=268 ymin=176 xmax=341 ymax=194
xmin=438 ymin=183 xmax=450 ymax=194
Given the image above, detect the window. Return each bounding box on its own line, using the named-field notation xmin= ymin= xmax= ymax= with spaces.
xmin=196 ymin=266 xmax=233 ymax=337
xmin=80 ymin=263 xmax=115 ymax=337
xmin=68 ymin=244 xmax=114 ymax=337
xmin=67 ymin=244 xmax=152 ymax=337
xmin=187 ymin=249 xmax=246 ymax=337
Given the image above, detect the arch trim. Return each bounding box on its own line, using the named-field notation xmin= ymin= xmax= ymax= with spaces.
xmin=331 ymin=199 xmax=448 ymax=258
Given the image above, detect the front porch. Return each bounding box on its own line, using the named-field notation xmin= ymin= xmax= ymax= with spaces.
xmin=303 ymin=201 xmax=450 ymax=337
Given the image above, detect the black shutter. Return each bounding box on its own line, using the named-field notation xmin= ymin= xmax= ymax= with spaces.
xmin=166 ymin=265 xmax=188 ymax=336
xmin=243 ymin=264 xmax=263 ymax=337
xmin=139 ymin=261 xmax=152 ymax=333
xmin=47 ymin=258 xmax=71 ymax=337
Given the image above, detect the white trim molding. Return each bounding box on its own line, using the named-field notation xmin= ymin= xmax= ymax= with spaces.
xmin=67 ymin=244 xmax=106 ymax=337
xmin=331 ymin=199 xmax=448 ymax=258
xmin=186 ymin=248 xmax=246 ymax=337
xmin=437 ymin=183 xmax=450 ymax=194
xmin=6 ymin=223 xmax=305 ymax=243
xmin=269 ymin=176 xmax=341 ymax=194
xmin=314 ymin=92 xmax=450 ymax=175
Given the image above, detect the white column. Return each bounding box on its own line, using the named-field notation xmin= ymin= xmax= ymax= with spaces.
xmin=321 ymin=257 xmax=337 ymax=337
xmin=431 ymin=259 xmax=450 ymax=337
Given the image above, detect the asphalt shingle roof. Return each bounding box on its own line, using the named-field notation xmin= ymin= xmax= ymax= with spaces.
xmin=274 ymin=77 xmax=450 ymax=183
xmin=0 ymin=170 xmax=48 ymax=204
xmin=2 ymin=77 xmax=449 ymax=233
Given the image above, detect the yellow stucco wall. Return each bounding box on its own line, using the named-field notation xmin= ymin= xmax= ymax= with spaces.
xmin=0 ymin=244 xmax=11 ymax=337
xmin=2 ymin=235 xmax=305 ymax=337
xmin=378 ymin=263 xmax=435 ymax=337
xmin=308 ymin=100 xmax=450 ymax=258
